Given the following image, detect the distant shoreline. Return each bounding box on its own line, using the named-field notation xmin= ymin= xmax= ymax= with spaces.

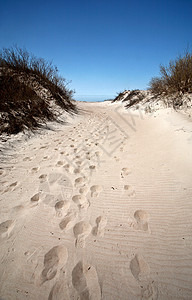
xmin=74 ymin=95 xmax=115 ymax=102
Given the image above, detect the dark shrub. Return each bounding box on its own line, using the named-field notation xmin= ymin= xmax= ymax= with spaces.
xmin=124 ymin=90 xmax=145 ymax=108
xmin=149 ymin=51 xmax=192 ymax=107
xmin=0 ymin=74 xmax=55 ymax=134
xmin=112 ymin=90 xmax=145 ymax=108
xmin=0 ymin=46 xmax=77 ymax=134
xmin=112 ymin=91 xmax=127 ymax=102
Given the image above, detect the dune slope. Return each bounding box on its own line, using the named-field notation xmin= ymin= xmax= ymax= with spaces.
xmin=0 ymin=101 xmax=192 ymax=300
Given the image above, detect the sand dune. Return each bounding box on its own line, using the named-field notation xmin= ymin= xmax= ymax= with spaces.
xmin=0 ymin=101 xmax=192 ymax=299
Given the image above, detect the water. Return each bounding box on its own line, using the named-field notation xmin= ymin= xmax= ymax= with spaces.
xmin=74 ymin=95 xmax=115 ymax=102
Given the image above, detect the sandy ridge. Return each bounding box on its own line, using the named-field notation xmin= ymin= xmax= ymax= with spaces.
xmin=0 ymin=101 xmax=192 ymax=299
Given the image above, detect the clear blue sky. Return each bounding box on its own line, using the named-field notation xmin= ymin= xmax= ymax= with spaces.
xmin=1 ymin=0 xmax=192 ymax=100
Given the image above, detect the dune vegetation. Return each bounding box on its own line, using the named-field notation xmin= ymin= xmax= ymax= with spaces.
xmin=0 ymin=46 xmax=77 ymax=134
xmin=113 ymin=51 xmax=192 ymax=109
xmin=149 ymin=51 xmax=192 ymax=107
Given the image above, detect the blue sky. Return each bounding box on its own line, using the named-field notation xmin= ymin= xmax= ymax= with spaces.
xmin=1 ymin=0 xmax=192 ymax=101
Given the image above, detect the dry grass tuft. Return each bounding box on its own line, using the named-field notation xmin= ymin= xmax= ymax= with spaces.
xmin=0 ymin=46 xmax=77 ymax=134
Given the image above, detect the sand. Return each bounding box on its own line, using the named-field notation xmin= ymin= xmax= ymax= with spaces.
xmin=0 ymin=101 xmax=192 ymax=300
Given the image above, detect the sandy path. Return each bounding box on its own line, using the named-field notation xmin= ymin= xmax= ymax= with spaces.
xmin=0 ymin=102 xmax=192 ymax=300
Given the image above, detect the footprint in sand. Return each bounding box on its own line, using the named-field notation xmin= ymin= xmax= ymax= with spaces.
xmin=39 ymin=245 xmax=68 ymax=285
xmin=55 ymin=200 xmax=70 ymax=217
xmin=39 ymin=174 xmax=47 ymax=183
xmin=23 ymin=156 xmax=32 ymax=161
xmin=72 ymin=260 xmax=101 ymax=300
xmin=73 ymin=221 xmax=92 ymax=248
xmin=92 ymin=216 xmax=108 ymax=237
xmin=10 ymin=205 xmax=27 ymax=218
xmin=86 ymin=143 xmax=92 ymax=148
xmin=57 ymin=175 xmax=73 ymax=187
xmin=75 ymin=160 xmax=83 ymax=167
xmin=43 ymin=156 xmax=49 ymax=160
xmin=90 ymin=185 xmax=103 ymax=197
xmin=30 ymin=192 xmax=41 ymax=203
xmin=141 ymin=282 xmax=158 ymax=300
xmin=63 ymin=164 xmax=73 ymax=174
xmin=59 ymin=211 xmax=77 ymax=231
xmin=48 ymin=275 xmax=70 ymax=300
xmin=0 ymin=169 xmax=6 ymax=176
xmin=133 ymin=210 xmax=149 ymax=232
xmin=114 ymin=156 xmax=120 ymax=162
xmin=31 ymin=167 xmax=40 ymax=173
xmin=86 ymin=153 xmax=91 ymax=160
xmin=48 ymin=173 xmax=62 ymax=185
xmin=0 ymin=220 xmax=15 ymax=239
xmin=75 ymin=177 xmax=87 ymax=188
xmin=73 ymin=167 xmax=82 ymax=174
xmin=3 ymin=181 xmax=18 ymax=193
xmin=121 ymin=167 xmax=130 ymax=178
xmin=43 ymin=194 xmax=55 ymax=205
xmin=95 ymin=151 xmax=103 ymax=157
xmin=72 ymin=195 xmax=89 ymax=210
xmin=130 ymin=254 xmax=150 ymax=282
xmin=38 ymin=180 xmax=50 ymax=193
xmin=79 ymin=186 xmax=89 ymax=195
xmin=124 ymin=185 xmax=135 ymax=197
xmin=89 ymin=165 xmax=96 ymax=172
xmin=56 ymin=161 xmax=64 ymax=167
xmin=60 ymin=151 xmax=66 ymax=155
xmin=11 ymin=205 xmax=24 ymax=213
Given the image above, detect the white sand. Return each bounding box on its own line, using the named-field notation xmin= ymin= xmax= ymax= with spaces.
xmin=0 ymin=101 xmax=192 ymax=300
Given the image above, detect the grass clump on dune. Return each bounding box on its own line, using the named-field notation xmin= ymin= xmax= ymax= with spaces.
xmin=0 ymin=46 xmax=77 ymax=134
xmin=0 ymin=74 xmax=55 ymax=134
xmin=149 ymin=51 xmax=192 ymax=107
